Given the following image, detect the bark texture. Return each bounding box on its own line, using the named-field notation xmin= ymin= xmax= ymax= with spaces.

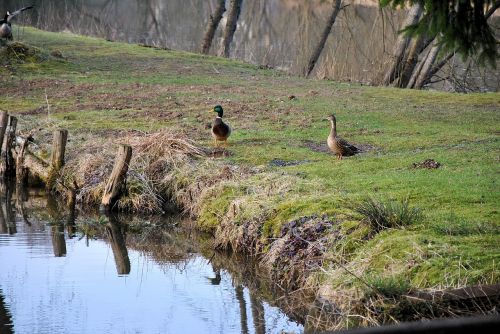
xmin=382 ymin=3 xmax=423 ymax=86
xmin=0 ymin=116 xmax=17 ymax=177
xmin=50 ymin=129 xmax=68 ymax=170
xmin=219 ymin=0 xmax=243 ymax=58
xmin=101 ymin=145 xmax=132 ymax=210
xmin=201 ymin=0 xmax=226 ymax=54
xmin=413 ymin=41 xmax=441 ymax=89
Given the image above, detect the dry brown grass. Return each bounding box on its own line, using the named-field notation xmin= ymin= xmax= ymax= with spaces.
xmin=59 ymin=129 xmax=210 ymax=213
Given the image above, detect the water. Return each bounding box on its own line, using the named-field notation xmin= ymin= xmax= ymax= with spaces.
xmin=0 ymin=190 xmax=304 ymax=334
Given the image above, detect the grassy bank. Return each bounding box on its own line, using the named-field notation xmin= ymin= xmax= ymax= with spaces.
xmin=1 ymin=28 xmax=499 ymax=328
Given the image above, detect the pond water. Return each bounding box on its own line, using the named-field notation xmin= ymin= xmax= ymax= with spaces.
xmin=0 ymin=189 xmax=304 ymax=334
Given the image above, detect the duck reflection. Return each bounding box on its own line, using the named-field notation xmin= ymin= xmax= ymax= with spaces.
xmin=207 ymin=262 xmax=221 ymax=285
xmin=106 ymin=214 xmax=131 ymax=275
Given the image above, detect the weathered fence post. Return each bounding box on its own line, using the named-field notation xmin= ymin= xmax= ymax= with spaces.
xmin=50 ymin=129 xmax=68 ymax=170
xmin=15 ymin=138 xmax=29 ymax=186
xmin=0 ymin=116 xmax=17 ymax=177
xmin=45 ymin=129 xmax=68 ymax=190
xmin=0 ymin=111 xmax=8 ymax=155
xmin=101 ymin=145 xmax=132 ymax=211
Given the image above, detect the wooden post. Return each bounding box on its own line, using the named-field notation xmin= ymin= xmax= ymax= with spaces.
xmin=101 ymin=145 xmax=132 ymax=210
xmin=0 ymin=111 xmax=8 ymax=156
xmin=15 ymin=138 xmax=29 ymax=186
xmin=50 ymin=129 xmax=68 ymax=170
xmin=0 ymin=116 xmax=17 ymax=177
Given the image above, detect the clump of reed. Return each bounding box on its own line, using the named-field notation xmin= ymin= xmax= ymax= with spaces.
xmin=355 ymin=197 xmax=422 ymax=232
xmin=62 ymin=129 xmax=210 ymax=213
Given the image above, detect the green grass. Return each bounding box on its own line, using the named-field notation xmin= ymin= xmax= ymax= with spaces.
xmin=1 ymin=27 xmax=499 ymax=294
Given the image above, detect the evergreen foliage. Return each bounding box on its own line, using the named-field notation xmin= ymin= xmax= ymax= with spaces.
xmin=380 ymin=0 xmax=499 ymax=67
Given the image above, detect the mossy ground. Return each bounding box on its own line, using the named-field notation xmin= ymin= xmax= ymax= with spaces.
xmin=1 ymin=28 xmax=499 ymax=304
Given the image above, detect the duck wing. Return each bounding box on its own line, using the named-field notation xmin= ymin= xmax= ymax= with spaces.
xmin=212 ymin=121 xmax=231 ymax=139
xmin=7 ymin=6 xmax=34 ymax=22
xmin=337 ymin=137 xmax=359 ymax=154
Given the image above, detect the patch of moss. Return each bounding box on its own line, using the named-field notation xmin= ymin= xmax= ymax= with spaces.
xmin=197 ymin=185 xmax=242 ymax=232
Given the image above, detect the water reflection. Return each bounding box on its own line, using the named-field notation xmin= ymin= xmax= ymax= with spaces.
xmin=106 ymin=215 xmax=131 ymax=275
xmin=50 ymin=223 xmax=67 ymax=257
xmin=0 ymin=182 xmax=16 ymax=235
xmin=0 ymin=289 xmax=14 ymax=334
xmin=0 ymin=186 xmax=305 ymax=333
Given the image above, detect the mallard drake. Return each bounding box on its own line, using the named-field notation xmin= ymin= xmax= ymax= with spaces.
xmin=211 ymin=105 xmax=231 ymax=146
xmin=326 ymin=114 xmax=359 ymax=159
xmin=0 ymin=6 xmax=34 ymax=40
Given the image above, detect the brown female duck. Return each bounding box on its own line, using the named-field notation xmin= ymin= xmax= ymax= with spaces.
xmin=326 ymin=114 xmax=359 ymax=159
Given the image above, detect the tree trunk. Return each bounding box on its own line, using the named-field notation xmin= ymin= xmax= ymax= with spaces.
xmin=395 ymin=34 xmax=426 ymax=88
xmin=101 ymin=145 xmax=132 ymax=211
xmin=305 ymin=0 xmax=342 ymax=77
xmin=414 ymin=41 xmax=441 ymax=89
xmin=201 ymin=0 xmax=226 ymax=54
xmin=382 ymin=3 xmax=423 ymax=86
xmin=219 ymin=0 xmax=243 ymax=58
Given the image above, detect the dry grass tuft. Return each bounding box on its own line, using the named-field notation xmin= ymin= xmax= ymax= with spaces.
xmin=60 ymin=129 xmax=210 ymax=213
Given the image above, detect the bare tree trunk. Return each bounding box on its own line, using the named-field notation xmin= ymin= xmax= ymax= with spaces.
xmin=395 ymin=34 xmax=426 ymax=87
xmin=382 ymin=3 xmax=423 ymax=85
xmin=305 ymin=0 xmax=342 ymax=77
xmin=414 ymin=41 xmax=441 ymax=89
xmin=219 ymin=0 xmax=243 ymax=58
xmin=201 ymin=0 xmax=226 ymax=54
